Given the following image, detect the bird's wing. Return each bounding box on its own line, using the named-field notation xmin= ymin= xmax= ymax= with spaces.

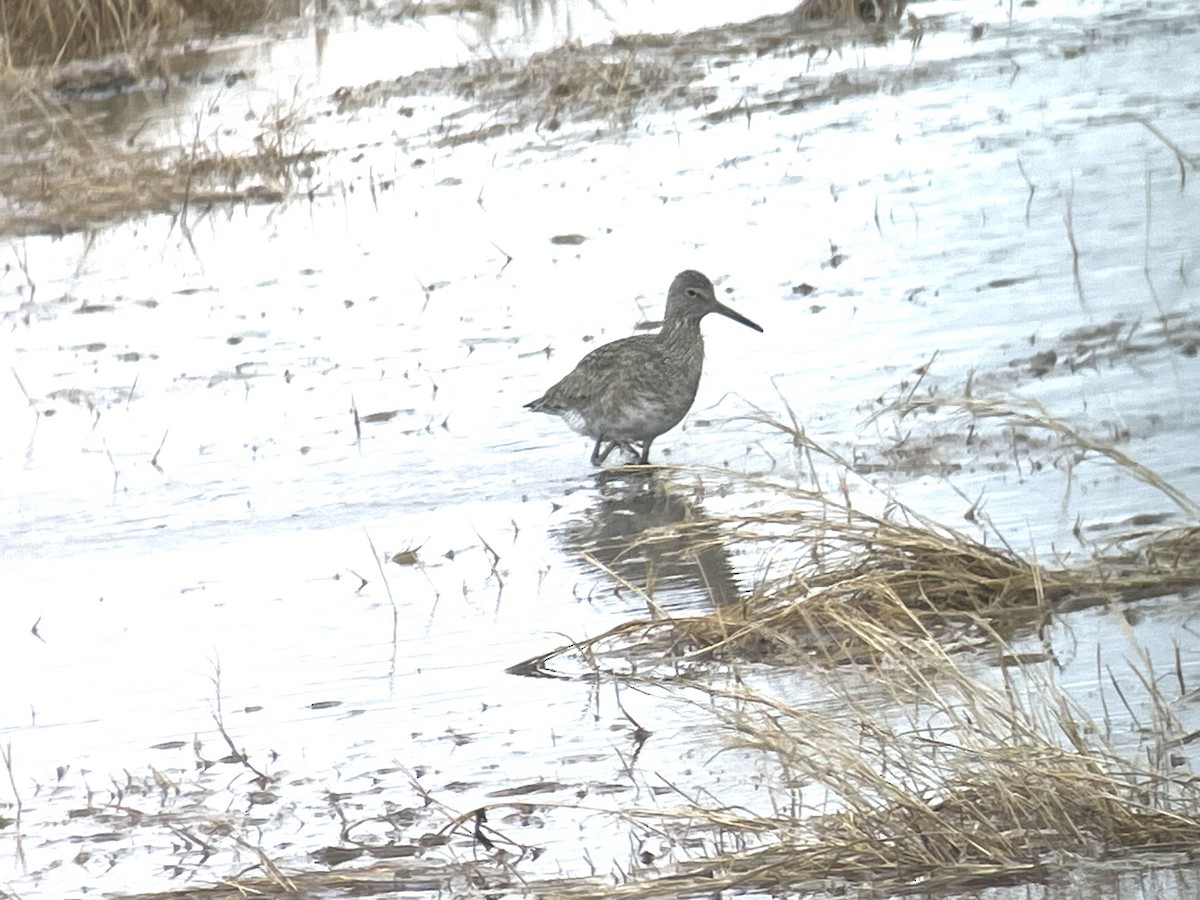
xmin=539 ymin=336 xmax=649 ymax=409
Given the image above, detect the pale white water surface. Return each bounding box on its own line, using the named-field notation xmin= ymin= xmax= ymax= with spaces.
xmin=1 ymin=0 xmax=1199 ymax=896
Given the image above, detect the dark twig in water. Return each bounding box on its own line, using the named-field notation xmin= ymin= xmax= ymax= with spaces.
xmin=325 ymin=790 xmax=351 ymax=842
xmin=1016 ymin=156 xmax=1035 ymax=225
xmin=11 ymin=244 xmax=36 ymax=305
xmin=10 ymin=368 xmax=33 ymax=407
xmin=230 ymin=831 xmax=296 ymax=890
xmin=2 ymin=743 xmax=24 ymax=873
xmin=1134 ymin=117 xmax=1198 ymax=190
xmin=1063 ymin=179 xmax=1086 ymax=310
xmin=208 ymin=657 xmax=272 ymax=788
xmin=1142 ymin=167 xmax=1166 ymax=322
xmin=363 ymin=528 xmax=400 ymax=656
xmin=150 ymin=429 xmax=168 ymax=472
xmin=1174 ymin=644 xmax=1187 ymax=697
xmin=611 ymin=681 xmax=652 ymax=772
xmin=612 ymin=680 xmax=651 ymax=741
xmin=475 ymin=527 xmax=505 ymax=599
xmin=902 ymin=349 xmax=939 ymax=408
xmin=103 ymin=438 xmax=119 ymax=493
xmin=491 ymin=241 xmax=513 ymax=270
xmin=173 ymin=112 xmax=203 ymax=264
xmin=1105 ymin=665 xmax=1140 ymax=732
xmin=164 ymin=823 xmax=218 ymax=865
xmin=472 ymin=808 xmax=495 ymax=852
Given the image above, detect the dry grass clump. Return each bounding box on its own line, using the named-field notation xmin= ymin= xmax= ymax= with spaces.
xmin=504 ymin=586 xmax=1200 ymax=898
xmin=0 ymin=150 xmax=290 ymax=236
xmin=0 ymin=86 xmax=319 ymax=236
xmin=509 ymin=492 xmax=1038 ymax=675
xmin=339 ymin=38 xmax=680 ymax=143
xmin=332 ymin=7 xmax=925 ymax=146
xmin=0 ymin=146 xmax=316 ymax=237
xmin=514 ymin=41 xmax=676 ymax=133
xmin=513 ymin=390 xmax=1200 ymax=674
xmin=0 ymin=0 xmax=272 ymax=68
xmin=519 ymin=540 xmax=1199 ymax=894
xmin=605 ymin=636 xmax=1200 ymax=896
xmin=512 ymin=482 xmax=1200 ymax=675
xmin=176 ymin=0 xmax=272 ymax=26
xmin=795 ymin=0 xmax=909 ymax=24
xmin=506 ymin=401 xmax=1200 ymax=894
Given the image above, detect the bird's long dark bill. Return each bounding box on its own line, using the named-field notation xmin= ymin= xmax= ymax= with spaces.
xmin=714 ymin=300 xmax=764 ymax=333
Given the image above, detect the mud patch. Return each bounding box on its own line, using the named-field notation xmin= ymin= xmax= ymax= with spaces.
xmin=331 ymin=11 xmax=918 ymax=143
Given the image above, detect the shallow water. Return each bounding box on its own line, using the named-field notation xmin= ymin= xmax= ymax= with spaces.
xmin=2 ymin=0 xmax=1200 ymax=896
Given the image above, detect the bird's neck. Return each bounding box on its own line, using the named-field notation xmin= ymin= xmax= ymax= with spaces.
xmin=657 ymin=316 xmax=700 ymax=367
xmin=657 ymin=316 xmax=700 ymax=345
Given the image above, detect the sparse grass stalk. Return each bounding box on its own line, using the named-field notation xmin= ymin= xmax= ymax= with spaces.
xmin=879 ymin=393 xmax=1200 ymax=519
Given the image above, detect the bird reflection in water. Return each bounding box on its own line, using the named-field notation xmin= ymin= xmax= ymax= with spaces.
xmin=555 ymin=467 xmax=742 ymax=610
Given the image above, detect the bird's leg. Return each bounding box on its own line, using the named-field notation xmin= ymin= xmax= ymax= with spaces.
xmin=636 ymin=439 xmax=654 ymax=465
xmin=607 ymin=441 xmax=644 ymax=464
xmin=594 ymin=440 xmax=649 ymax=466
xmin=592 ymin=438 xmax=620 ymax=466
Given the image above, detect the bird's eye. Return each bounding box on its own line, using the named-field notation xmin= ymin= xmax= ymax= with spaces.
xmin=686 ymin=288 xmax=698 ymax=298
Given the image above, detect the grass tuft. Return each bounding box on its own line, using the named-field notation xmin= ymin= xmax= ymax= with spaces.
xmin=0 ymin=0 xmax=272 ymax=69
xmin=795 ymin=0 xmax=910 ymax=24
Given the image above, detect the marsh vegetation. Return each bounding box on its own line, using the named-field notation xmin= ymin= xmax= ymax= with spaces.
xmin=0 ymin=0 xmax=274 ymax=68
xmin=85 ymin=425 xmax=1200 ymax=899
xmin=2 ymin=0 xmax=1198 ymax=898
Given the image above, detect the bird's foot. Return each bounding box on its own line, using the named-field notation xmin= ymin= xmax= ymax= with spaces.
xmin=620 ymin=441 xmax=653 ymax=465
xmin=593 ymin=439 xmax=653 ymax=466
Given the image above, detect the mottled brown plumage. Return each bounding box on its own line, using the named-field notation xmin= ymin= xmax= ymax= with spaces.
xmin=526 ymin=270 xmax=763 ymax=465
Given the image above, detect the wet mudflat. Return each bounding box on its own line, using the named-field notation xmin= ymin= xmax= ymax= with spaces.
xmin=2 ymin=0 xmax=1200 ymax=897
